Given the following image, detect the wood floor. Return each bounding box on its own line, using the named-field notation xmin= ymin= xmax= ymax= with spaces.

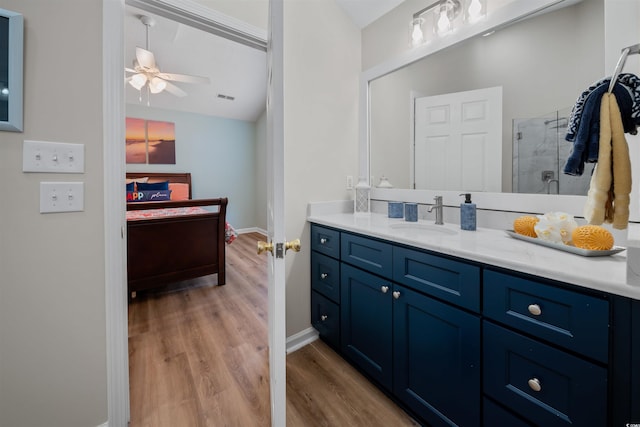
xmin=128 ymin=232 xmax=418 ymax=427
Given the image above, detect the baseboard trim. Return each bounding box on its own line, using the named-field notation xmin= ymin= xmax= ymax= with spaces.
xmin=286 ymin=327 xmax=318 ymax=354
xmin=236 ymin=227 xmax=267 ymax=236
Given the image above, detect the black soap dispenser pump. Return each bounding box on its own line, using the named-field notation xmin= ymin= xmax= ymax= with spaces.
xmin=459 ymin=193 xmax=476 ymax=231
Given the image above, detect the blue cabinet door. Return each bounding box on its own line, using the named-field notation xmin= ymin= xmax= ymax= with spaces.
xmin=341 ymin=263 xmax=393 ymax=390
xmin=393 ymin=284 xmax=481 ymax=427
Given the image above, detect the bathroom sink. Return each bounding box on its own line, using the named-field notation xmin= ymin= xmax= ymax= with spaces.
xmin=389 ymin=222 xmax=458 ymax=236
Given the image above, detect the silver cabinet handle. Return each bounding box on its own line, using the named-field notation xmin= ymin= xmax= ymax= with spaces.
xmin=393 ymin=291 xmax=401 ymax=299
xmin=321 ymin=315 xmax=328 ymax=321
xmin=381 ymin=285 xmax=389 ymax=293
xmin=528 ymin=377 xmax=542 ymax=392
xmin=528 ymin=304 xmax=542 ymax=316
xmin=320 ymin=273 xmax=328 ymax=279
xmin=320 ymin=238 xmax=327 ymax=244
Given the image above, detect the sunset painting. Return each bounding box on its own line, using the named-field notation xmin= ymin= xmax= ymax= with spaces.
xmin=126 ymin=118 xmax=176 ymax=164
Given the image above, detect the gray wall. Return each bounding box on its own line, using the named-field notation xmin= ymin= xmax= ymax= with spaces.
xmin=0 ymin=1 xmax=107 ymax=426
xmin=126 ymin=104 xmax=263 ymax=229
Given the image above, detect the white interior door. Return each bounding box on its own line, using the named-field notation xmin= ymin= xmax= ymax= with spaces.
xmin=414 ymin=87 xmax=502 ymax=191
xmin=266 ymin=1 xmax=286 ymax=425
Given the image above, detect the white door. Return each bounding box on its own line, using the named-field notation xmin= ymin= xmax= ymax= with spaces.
xmin=266 ymin=1 xmax=286 ymax=425
xmin=414 ymin=87 xmax=502 ymax=191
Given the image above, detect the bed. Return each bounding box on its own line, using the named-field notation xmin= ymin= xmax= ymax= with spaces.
xmin=126 ymin=172 xmax=229 ymax=298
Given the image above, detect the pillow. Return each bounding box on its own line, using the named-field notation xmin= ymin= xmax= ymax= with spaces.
xmin=136 ymin=180 xmax=169 ymax=191
xmin=168 ymin=183 xmax=190 ymax=201
xmin=127 ymin=190 xmax=172 ymax=202
xmin=126 ymin=182 xmax=134 ymax=192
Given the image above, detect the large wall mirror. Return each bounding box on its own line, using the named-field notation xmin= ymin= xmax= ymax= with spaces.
xmin=0 ymin=8 xmax=23 ymax=132
xmin=369 ymin=0 xmax=603 ymax=195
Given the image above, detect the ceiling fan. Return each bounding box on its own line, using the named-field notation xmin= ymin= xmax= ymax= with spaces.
xmin=125 ymin=15 xmax=210 ymax=98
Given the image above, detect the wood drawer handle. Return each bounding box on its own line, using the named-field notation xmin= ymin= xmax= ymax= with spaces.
xmin=528 ymin=377 xmax=542 ymax=392
xmin=320 ymin=238 xmax=327 ymax=244
xmin=528 ymin=304 xmax=542 ymax=316
xmin=320 ymin=273 xmax=328 ymax=280
xmin=321 ymin=315 xmax=328 ymax=321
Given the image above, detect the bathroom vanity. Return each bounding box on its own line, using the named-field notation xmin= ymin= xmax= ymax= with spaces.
xmin=308 ymin=211 xmax=640 ymax=427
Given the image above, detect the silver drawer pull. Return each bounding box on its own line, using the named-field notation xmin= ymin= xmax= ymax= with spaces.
xmin=528 ymin=304 xmax=542 ymax=316
xmin=528 ymin=377 xmax=542 ymax=392
xmin=381 ymin=285 xmax=389 ymax=293
xmin=393 ymin=291 xmax=401 ymax=299
xmin=320 ymin=238 xmax=327 ymax=244
xmin=321 ymin=315 xmax=328 ymax=321
xmin=320 ymin=273 xmax=328 ymax=280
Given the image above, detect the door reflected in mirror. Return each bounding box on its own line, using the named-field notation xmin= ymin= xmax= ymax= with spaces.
xmin=369 ymin=0 xmax=603 ymax=194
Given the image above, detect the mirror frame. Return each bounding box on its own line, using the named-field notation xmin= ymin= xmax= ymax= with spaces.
xmin=359 ymin=0 xmax=640 ymax=221
xmin=0 ymin=8 xmax=23 ymax=132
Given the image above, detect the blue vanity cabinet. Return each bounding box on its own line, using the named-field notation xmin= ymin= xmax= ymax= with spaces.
xmin=393 ymin=283 xmax=481 ymax=427
xmin=310 ymin=224 xmax=341 ymax=349
xmin=340 ymin=262 xmax=394 ymax=390
xmin=483 ymin=268 xmax=611 ymax=426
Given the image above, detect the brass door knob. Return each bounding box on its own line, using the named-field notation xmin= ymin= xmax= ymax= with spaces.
xmin=285 ymin=239 xmax=301 ymax=253
xmin=257 ymin=241 xmax=274 ymax=255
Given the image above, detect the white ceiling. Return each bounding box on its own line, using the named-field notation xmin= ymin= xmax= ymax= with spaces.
xmin=124 ymin=5 xmax=268 ymax=122
xmin=334 ymin=0 xmax=406 ymax=28
xmin=124 ymin=1 xmax=402 ymax=121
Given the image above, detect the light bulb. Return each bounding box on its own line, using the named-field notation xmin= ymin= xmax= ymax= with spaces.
xmin=149 ymin=77 xmax=167 ymax=94
xmin=411 ymin=19 xmax=424 ymax=45
xmin=468 ymin=0 xmax=482 ymax=22
xmin=437 ymin=8 xmax=450 ymax=34
xmin=129 ymin=73 xmax=147 ymax=90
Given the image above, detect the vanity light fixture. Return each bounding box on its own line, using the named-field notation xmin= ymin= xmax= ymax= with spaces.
xmin=409 ymin=0 xmax=486 ymax=47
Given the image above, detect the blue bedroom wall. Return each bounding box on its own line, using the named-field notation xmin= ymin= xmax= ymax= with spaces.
xmin=126 ymin=104 xmax=259 ymax=229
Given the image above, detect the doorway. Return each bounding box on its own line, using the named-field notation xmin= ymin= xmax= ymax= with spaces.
xmin=103 ymin=1 xmax=280 ymax=424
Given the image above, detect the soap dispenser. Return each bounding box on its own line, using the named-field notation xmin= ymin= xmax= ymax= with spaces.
xmin=459 ymin=193 xmax=476 ymax=231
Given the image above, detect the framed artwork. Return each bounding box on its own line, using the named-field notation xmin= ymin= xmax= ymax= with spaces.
xmin=0 ymin=8 xmax=24 ymax=132
xmin=126 ymin=117 xmax=176 ymax=164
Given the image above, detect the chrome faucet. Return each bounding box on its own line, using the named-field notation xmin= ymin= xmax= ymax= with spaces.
xmin=545 ymin=178 xmax=559 ymax=194
xmin=427 ymin=195 xmax=444 ymax=225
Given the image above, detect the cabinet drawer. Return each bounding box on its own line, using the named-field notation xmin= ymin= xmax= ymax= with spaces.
xmin=341 ymin=233 xmax=392 ymax=279
xmin=311 ymin=252 xmax=340 ymax=303
xmin=483 ymin=269 xmax=609 ymax=363
xmin=393 ymin=246 xmax=480 ymax=312
xmin=311 ymin=224 xmax=340 ymax=259
xmin=484 ymin=322 xmax=607 ymax=427
xmin=311 ymin=291 xmax=340 ymax=349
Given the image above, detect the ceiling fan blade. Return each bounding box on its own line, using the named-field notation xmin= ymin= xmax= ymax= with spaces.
xmin=157 ymin=72 xmax=210 ymax=85
xmin=125 ymin=67 xmax=137 ymax=73
xmin=164 ymin=81 xmax=187 ymax=97
xmin=136 ymin=47 xmax=157 ymax=71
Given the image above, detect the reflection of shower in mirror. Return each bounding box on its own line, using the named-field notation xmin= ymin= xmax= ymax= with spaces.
xmin=512 ymin=109 xmax=593 ymax=195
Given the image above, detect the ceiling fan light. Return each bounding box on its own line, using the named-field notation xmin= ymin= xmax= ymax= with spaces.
xmin=129 ymin=73 xmax=147 ymax=90
xmin=149 ymin=77 xmax=167 ymax=94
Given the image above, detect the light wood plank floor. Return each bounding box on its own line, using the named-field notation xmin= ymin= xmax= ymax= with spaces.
xmin=128 ymin=232 xmax=418 ymax=427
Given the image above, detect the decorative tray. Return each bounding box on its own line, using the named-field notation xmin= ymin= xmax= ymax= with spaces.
xmin=505 ymin=230 xmax=626 ymax=257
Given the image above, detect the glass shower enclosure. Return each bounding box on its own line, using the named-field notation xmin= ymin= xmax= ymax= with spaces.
xmin=512 ymin=107 xmax=593 ymax=195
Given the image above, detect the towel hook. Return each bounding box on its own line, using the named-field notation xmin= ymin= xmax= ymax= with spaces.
xmin=608 ymin=43 xmax=640 ymax=93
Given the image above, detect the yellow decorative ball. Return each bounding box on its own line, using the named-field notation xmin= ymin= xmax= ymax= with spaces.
xmin=513 ymin=216 xmax=539 ymax=238
xmin=571 ymin=225 xmax=614 ymax=250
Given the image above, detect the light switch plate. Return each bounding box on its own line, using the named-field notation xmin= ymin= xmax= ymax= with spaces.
xmin=23 ymin=140 xmax=85 ymax=173
xmin=40 ymin=182 xmax=84 ymax=213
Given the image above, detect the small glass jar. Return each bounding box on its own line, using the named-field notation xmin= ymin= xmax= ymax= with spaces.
xmin=354 ymin=177 xmax=370 ymax=215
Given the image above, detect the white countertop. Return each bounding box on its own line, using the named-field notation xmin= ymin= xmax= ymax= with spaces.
xmin=308 ymin=210 xmax=640 ymax=301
